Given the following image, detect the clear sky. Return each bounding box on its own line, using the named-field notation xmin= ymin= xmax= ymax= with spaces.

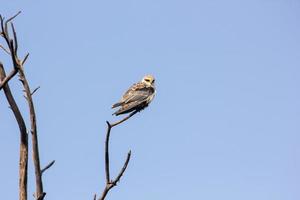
xmin=0 ymin=0 xmax=299 ymax=199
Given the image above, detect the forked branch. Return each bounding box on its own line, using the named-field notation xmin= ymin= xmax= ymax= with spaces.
xmin=0 ymin=12 xmax=53 ymax=200
xmin=0 ymin=13 xmax=21 ymax=91
xmin=96 ymin=110 xmax=138 ymax=200
xmin=0 ymin=13 xmax=29 ymax=200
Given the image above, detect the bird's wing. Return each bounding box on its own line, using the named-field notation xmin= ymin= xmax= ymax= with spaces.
xmin=113 ymin=101 xmax=146 ymax=115
xmin=121 ymin=82 xmax=154 ymax=104
xmin=112 ymin=83 xmax=140 ymax=108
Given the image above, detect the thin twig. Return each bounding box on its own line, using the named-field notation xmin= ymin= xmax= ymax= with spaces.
xmin=22 ymin=53 xmax=29 ymax=65
xmin=41 ymin=160 xmax=55 ymax=175
xmin=9 ymin=38 xmax=19 ymax=68
xmin=11 ymin=23 xmax=18 ymax=55
xmin=104 ymin=121 xmax=111 ymax=184
xmin=112 ymin=151 xmax=131 ymax=185
xmin=1 ymin=14 xmax=20 ymax=71
xmin=0 ymin=44 xmax=10 ymax=54
xmin=0 ymin=13 xmax=19 ymax=91
xmin=31 ymin=86 xmax=40 ymax=96
xmin=5 ymin=11 xmax=21 ymax=24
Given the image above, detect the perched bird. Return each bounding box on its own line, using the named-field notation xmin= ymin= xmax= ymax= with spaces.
xmin=112 ymin=75 xmax=156 ymax=116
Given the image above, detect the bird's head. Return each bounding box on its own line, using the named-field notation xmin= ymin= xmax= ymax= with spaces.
xmin=141 ymin=74 xmax=155 ymax=87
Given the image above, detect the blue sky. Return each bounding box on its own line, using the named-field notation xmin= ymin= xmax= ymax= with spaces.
xmin=1 ymin=0 xmax=300 ymax=199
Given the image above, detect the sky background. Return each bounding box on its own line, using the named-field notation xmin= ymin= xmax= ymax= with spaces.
xmin=0 ymin=0 xmax=300 ymax=199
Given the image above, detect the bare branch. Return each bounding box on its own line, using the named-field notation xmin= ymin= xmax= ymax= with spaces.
xmin=0 ymin=62 xmax=28 ymax=200
xmin=9 ymin=38 xmax=19 ymax=68
xmin=112 ymin=151 xmax=131 ymax=186
xmin=110 ymin=110 xmax=139 ymax=127
xmin=22 ymin=53 xmax=29 ymax=65
xmin=0 ymin=63 xmax=17 ymax=91
xmin=0 ymin=12 xmax=21 ymax=72
xmin=41 ymin=160 xmax=55 ymax=175
xmin=11 ymin=23 xmax=18 ymax=55
xmin=1 ymin=12 xmax=46 ymax=200
xmin=0 ymin=15 xmax=5 ymax=38
xmin=0 ymin=14 xmax=20 ymax=91
xmin=0 ymin=44 xmax=10 ymax=54
xmin=97 ymin=111 xmax=137 ymax=200
xmin=104 ymin=121 xmax=111 ymax=184
xmin=5 ymin=11 xmax=21 ymax=24
xmin=31 ymin=86 xmax=40 ymax=96
xmin=18 ymin=61 xmax=44 ymax=200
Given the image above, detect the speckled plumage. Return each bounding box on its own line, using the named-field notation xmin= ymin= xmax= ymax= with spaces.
xmin=112 ymin=75 xmax=156 ymax=115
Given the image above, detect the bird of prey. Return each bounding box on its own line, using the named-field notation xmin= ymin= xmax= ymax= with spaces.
xmin=112 ymin=75 xmax=156 ymax=116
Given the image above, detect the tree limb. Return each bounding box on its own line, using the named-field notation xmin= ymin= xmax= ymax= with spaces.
xmin=41 ymin=160 xmax=55 ymax=175
xmin=97 ymin=111 xmax=138 ymax=200
xmin=0 ymin=62 xmax=28 ymax=200
xmin=31 ymin=86 xmax=40 ymax=96
xmin=22 ymin=53 xmax=29 ymax=65
xmin=1 ymin=12 xmax=48 ymax=200
xmin=18 ymin=39 xmax=45 ymax=200
xmin=0 ymin=44 xmax=10 ymax=54
xmin=0 ymin=66 xmax=17 ymax=90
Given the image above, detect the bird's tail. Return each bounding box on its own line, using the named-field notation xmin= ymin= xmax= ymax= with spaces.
xmin=113 ymin=107 xmax=131 ymax=116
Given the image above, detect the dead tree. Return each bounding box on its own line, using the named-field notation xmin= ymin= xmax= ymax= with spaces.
xmin=1 ymin=11 xmax=135 ymax=200
xmin=94 ymin=110 xmax=138 ymax=200
xmin=0 ymin=12 xmax=54 ymax=200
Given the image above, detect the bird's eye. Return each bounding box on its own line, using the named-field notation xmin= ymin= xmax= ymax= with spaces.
xmin=145 ymin=79 xmax=150 ymax=82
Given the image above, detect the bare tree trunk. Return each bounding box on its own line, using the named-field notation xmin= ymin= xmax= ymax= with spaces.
xmin=18 ymin=65 xmax=45 ymax=200
xmin=1 ymin=12 xmax=53 ymax=200
xmin=0 ymin=63 xmax=28 ymax=200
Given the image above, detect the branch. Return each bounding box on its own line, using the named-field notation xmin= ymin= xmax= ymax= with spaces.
xmin=22 ymin=53 xmax=29 ymax=65
xmin=41 ymin=160 xmax=55 ymax=175
xmin=31 ymin=86 xmax=40 ymax=96
xmin=104 ymin=121 xmax=111 ymax=183
xmin=0 ymin=63 xmax=17 ymax=90
xmin=1 ymin=12 xmax=48 ymax=200
xmin=0 ymin=62 xmax=28 ymax=200
xmin=11 ymin=23 xmax=18 ymax=55
xmin=97 ymin=111 xmax=137 ymax=200
xmin=0 ymin=12 xmax=21 ymax=91
xmin=0 ymin=13 xmax=20 ymax=69
xmin=110 ymin=110 xmax=139 ymax=127
xmin=18 ymin=50 xmax=45 ymax=200
xmin=5 ymin=11 xmax=21 ymax=24
xmin=0 ymin=12 xmax=22 ymax=98
xmin=0 ymin=44 xmax=10 ymax=54
xmin=112 ymin=151 xmax=131 ymax=185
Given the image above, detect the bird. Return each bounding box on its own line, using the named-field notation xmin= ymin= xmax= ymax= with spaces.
xmin=112 ymin=75 xmax=156 ymax=116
